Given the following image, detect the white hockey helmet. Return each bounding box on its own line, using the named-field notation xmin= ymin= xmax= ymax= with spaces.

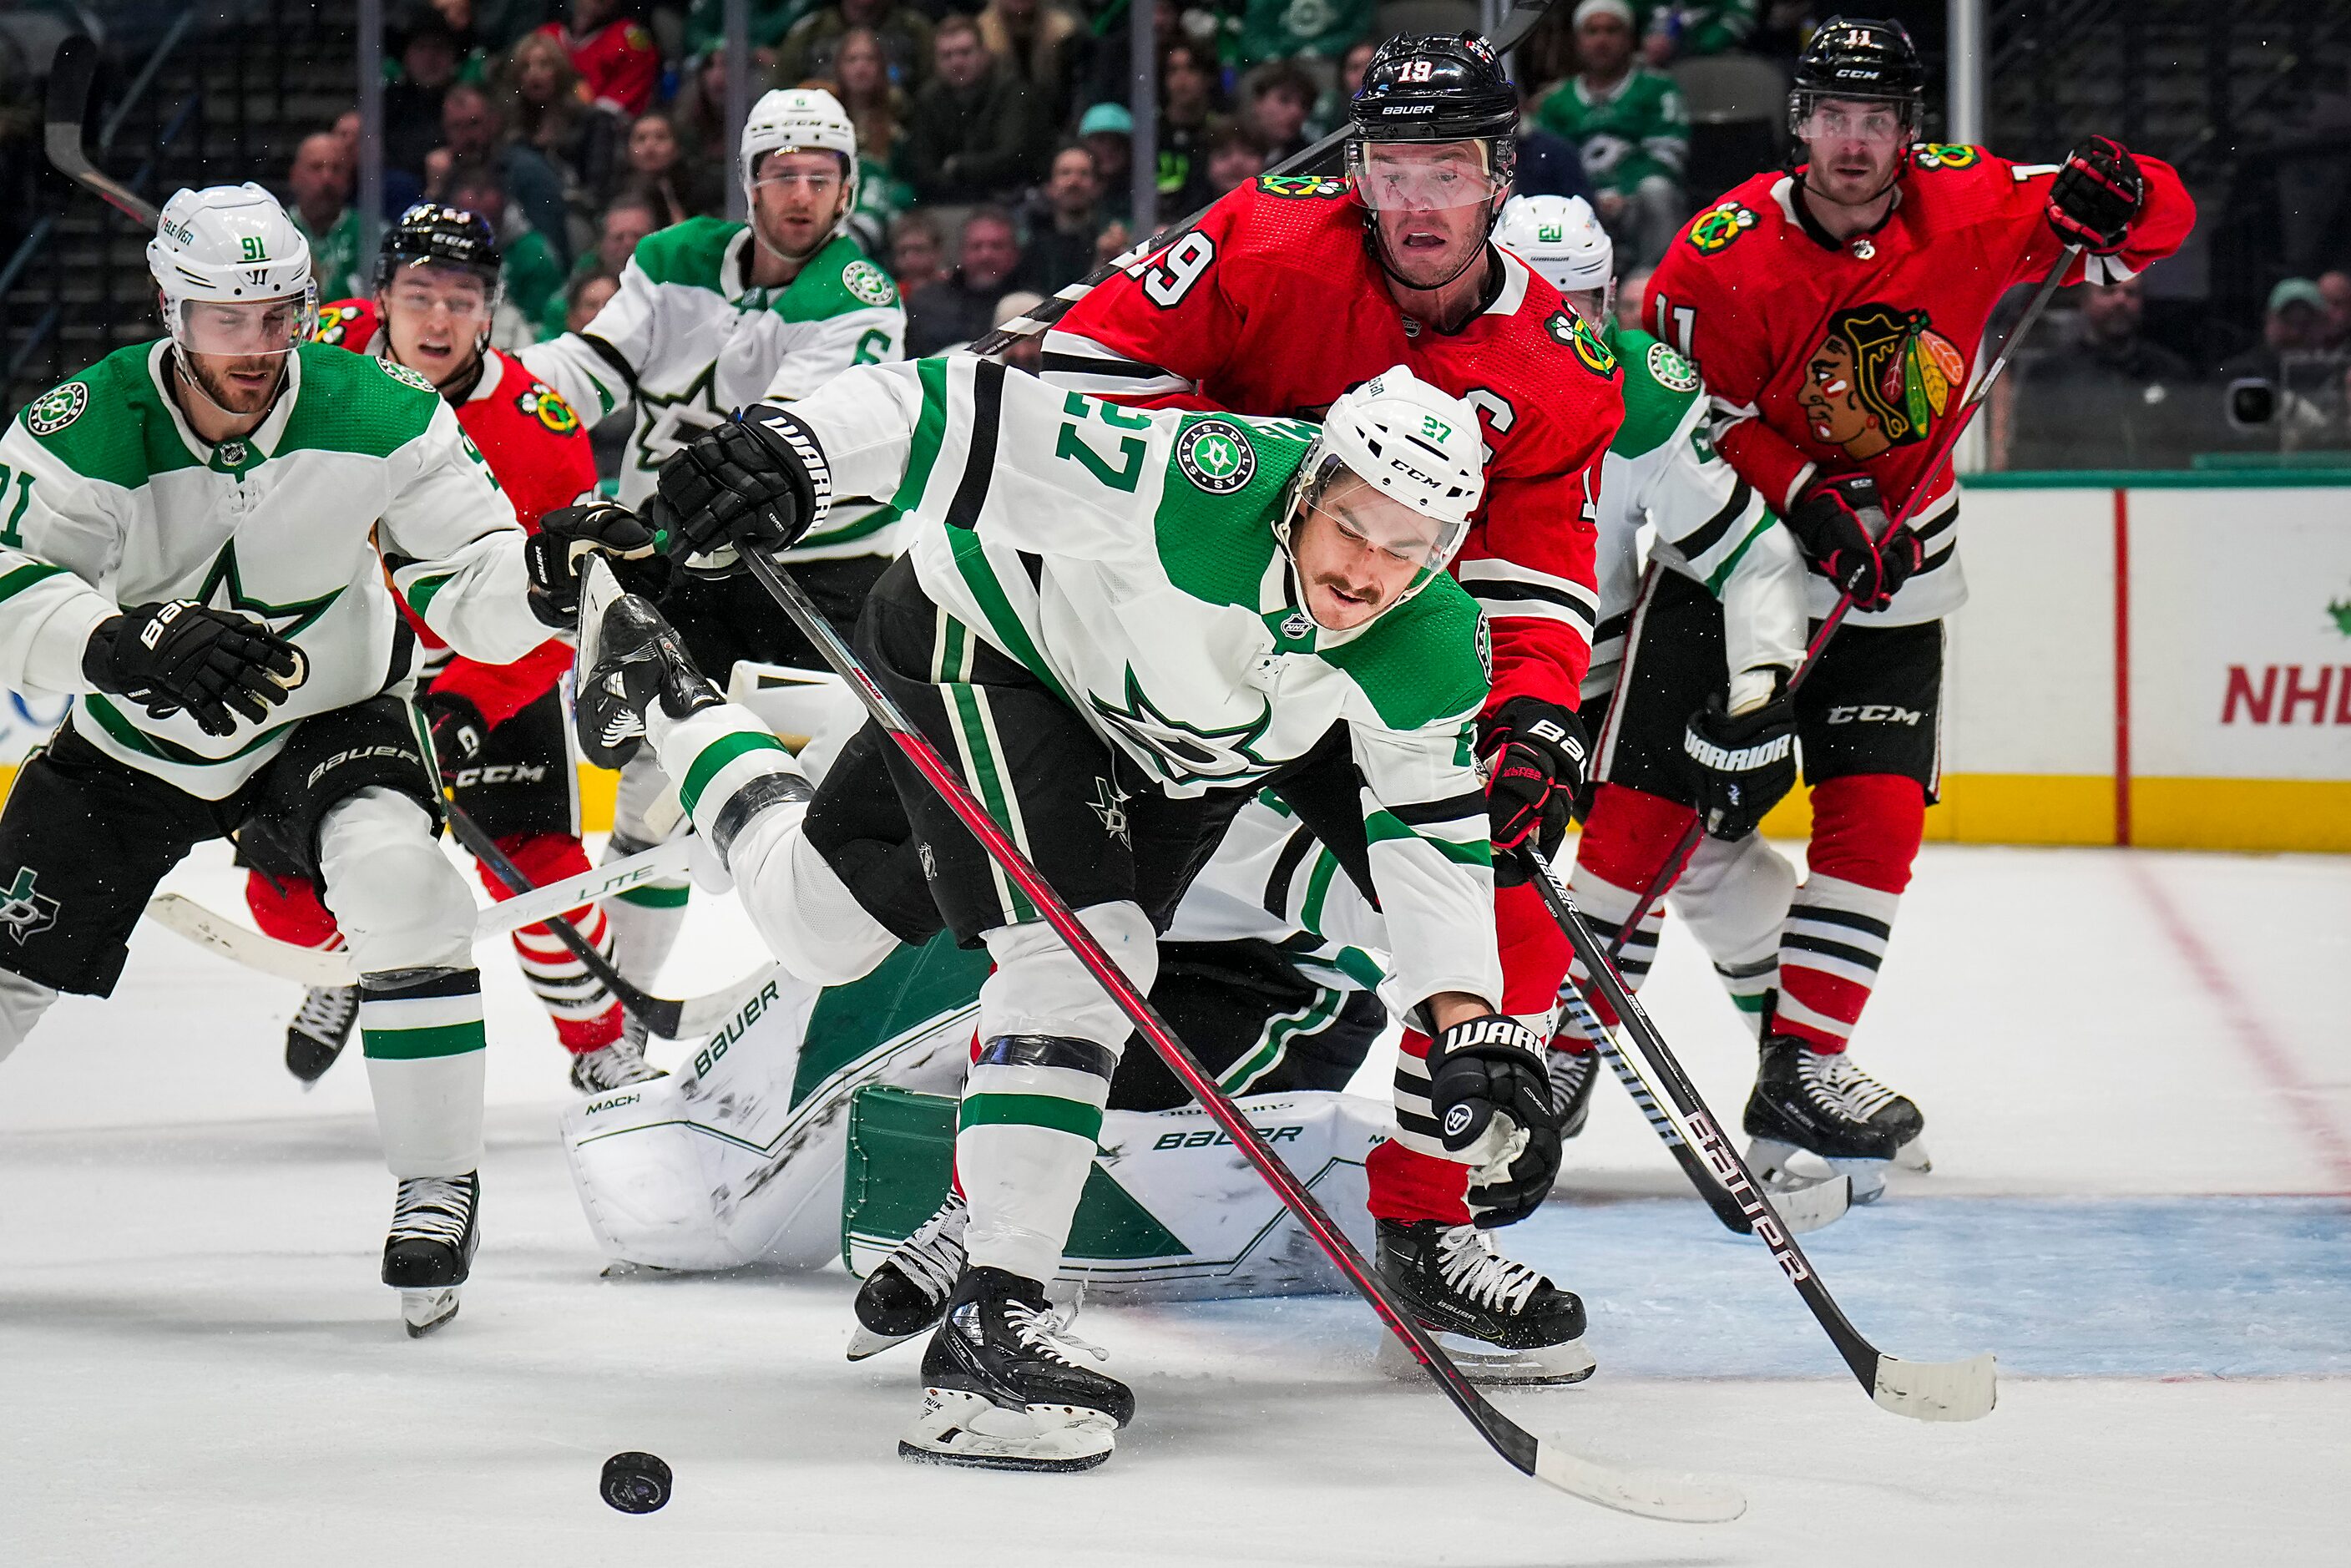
xmin=1495 ymin=194 xmax=1614 ymax=320
xmin=740 ymin=88 xmax=860 ymax=236
xmin=1282 ymin=366 xmax=1485 ymax=615
xmin=147 ymin=183 xmax=317 ymax=355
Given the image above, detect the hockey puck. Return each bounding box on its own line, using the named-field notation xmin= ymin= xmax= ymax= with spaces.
xmin=599 ymin=1451 xmax=672 ymax=1514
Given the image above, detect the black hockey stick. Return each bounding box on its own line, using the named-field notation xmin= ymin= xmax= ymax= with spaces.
xmin=1604 ymin=245 xmax=2085 ymax=961
xmin=1523 ymin=845 xmax=1996 ymax=1422
xmin=969 ymin=0 xmax=1560 ymax=359
xmin=441 ymin=796 xmax=695 ymax=1039
xmin=44 ymin=34 xmax=162 ymax=229
xmin=705 ymin=554 xmax=1741 ymax=1522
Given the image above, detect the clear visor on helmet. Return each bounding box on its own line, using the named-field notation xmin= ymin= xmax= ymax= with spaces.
xmin=750 ymin=149 xmax=847 ymax=198
xmin=171 ymin=286 xmax=318 ymax=357
xmin=1347 ymin=139 xmax=1504 ymax=211
xmin=382 ymin=260 xmax=497 ymax=325
xmin=1303 ymin=455 xmax=1471 ymax=579
xmin=1555 ymin=281 xmax=1615 ymax=327
xmin=1789 ymin=94 xmax=1914 ymax=149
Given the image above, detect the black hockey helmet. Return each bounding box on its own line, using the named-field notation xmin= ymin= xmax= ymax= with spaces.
xmin=1347 ymin=34 xmax=1519 ymax=292
xmin=374 ymin=201 xmax=503 ymax=294
xmin=1788 ymin=17 xmax=1926 ymax=139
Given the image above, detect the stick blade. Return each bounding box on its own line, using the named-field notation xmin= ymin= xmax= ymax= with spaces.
xmin=1770 ymin=1171 xmax=1853 ymax=1233
xmin=674 ymin=965 xmax=785 ymax=1040
xmin=1871 ymin=1349 xmax=1998 ymax=1422
xmin=1532 ymin=1439 xmax=1747 ymax=1524
xmin=575 ymin=555 xmax=625 ymax=672
xmin=144 ymin=893 xmax=358 ymax=986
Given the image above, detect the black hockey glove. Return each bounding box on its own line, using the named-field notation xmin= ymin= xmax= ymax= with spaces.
xmin=2048 ymin=135 xmax=2146 ymax=255
xmin=1682 ymin=674 xmax=1797 ymax=842
xmin=83 ymin=601 xmax=302 ymax=738
xmin=417 ymin=688 xmax=487 ymax=793
xmin=527 ymin=501 xmax=670 ymax=627
xmin=1426 ymin=1013 xmax=1560 ymax=1228
xmin=1478 ymin=695 xmax=1589 ymax=888
xmin=1784 ymin=474 xmax=1920 ymax=613
xmin=650 ymin=405 xmax=832 ymax=579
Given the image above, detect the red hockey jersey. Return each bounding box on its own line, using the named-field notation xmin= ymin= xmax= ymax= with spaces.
xmin=1043 ymin=175 xmax=1626 ymax=714
xmin=1646 ymin=144 xmax=2194 ymax=625
xmin=316 ymin=299 xmax=596 ymax=723
xmin=535 ymin=18 xmax=660 ymax=116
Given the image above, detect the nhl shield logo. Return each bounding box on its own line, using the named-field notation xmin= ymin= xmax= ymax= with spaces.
xmin=1176 ymin=418 xmax=1256 ymax=493
xmin=0 ymin=867 xmax=59 ymax=945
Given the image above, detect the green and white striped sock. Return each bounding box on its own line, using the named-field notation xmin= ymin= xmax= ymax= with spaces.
xmin=359 ymin=967 xmax=486 ymax=1178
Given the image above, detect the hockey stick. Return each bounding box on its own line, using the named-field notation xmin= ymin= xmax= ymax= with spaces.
xmin=968 ymin=0 xmax=1561 ymax=359
xmin=1603 ymin=245 xmax=2086 ymax=963
xmin=1524 ymin=845 xmax=1996 ymax=1422
xmin=43 ymin=34 xmax=162 ymax=229
xmin=1555 ymin=981 xmax=1852 ymax=1234
xmin=715 ymin=553 xmax=1742 ymax=1521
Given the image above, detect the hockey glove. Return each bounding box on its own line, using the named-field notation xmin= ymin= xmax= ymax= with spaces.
xmin=1478 ymin=695 xmax=1589 ymax=888
xmin=1682 ymin=673 xmax=1798 ymax=841
xmin=527 ymin=501 xmax=670 ymax=627
xmin=1784 ymin=474 xmax=1920 ymax=612
xmin=83 ymin=601 xmax=302 ymax=738
xmin=1426 ymin=1013 xmax=1561 ymax=1227
xmin=650 ymin=405 xmax=832 ymax=579
xmin=417 ymin=688 xmax=487 ymax=794
xmin=2048 ymin=136 xmax=2146 ymax=255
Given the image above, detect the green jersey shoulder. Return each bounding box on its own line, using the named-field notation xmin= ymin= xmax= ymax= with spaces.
xmin=633 ymin=218 xmax=897 ymax=321
xmin=1605 ymin=326 xmax=1706 ymax=460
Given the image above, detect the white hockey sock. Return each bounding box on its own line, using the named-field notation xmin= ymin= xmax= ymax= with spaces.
xmin=1670 ymin=832 xmax=1797 ymax=1036
xmin=602 ymin=751 xmax=689 ymax=988
xmin=358 ymin=968 xmax=488 ymax=1176
xmin=0 ymin=968 xmax=58 ymax=1065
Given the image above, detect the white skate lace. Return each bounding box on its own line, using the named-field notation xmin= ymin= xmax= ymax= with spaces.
xmin=1435 ymin=1225 xmax=1546 ymax=1315
xmin=292 ymin=984 xmax=357 ymax=1040
xmin=391 ymin=1176 xmax=473 ymax=1247
xmin=1799 ymin=1050 xmax=1904 ymax=1124
xmin=889 ymin=1193 xmax=968 ymax=1302
xmin=1005 ymin=1298 xmax=1108 ymax=1366
xmin=575 ymin=1030 xmax=660 ymax=1090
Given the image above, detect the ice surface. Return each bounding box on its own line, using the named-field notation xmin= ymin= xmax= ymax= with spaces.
xmin=3 ymin=839 xmax=2347 ymax=1564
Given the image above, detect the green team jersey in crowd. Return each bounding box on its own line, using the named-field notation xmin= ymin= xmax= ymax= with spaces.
xmin=1239 ymin=0 xmax=1377 ymax=62
xmin=1534 ymin=68 xmax=1690 ymax=196
xmin=790 ymin=356 xmax=1504 ymax=1011
xmin=0 ymin=342 xmax=543 ymax=796
xmin=522 ymin=217 xmax=907 ymax=560
xmin=1585 ymin=324 xmax=1803 ymax=706
xmin=292 ymin=207 xmax=367 ymax=301
xmin=1650 ymin=1 xmax=1761 ymax=57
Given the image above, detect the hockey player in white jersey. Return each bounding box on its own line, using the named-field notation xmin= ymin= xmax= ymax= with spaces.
xmin=0 ymin=185 xmax=564 ymax=1335
xmin=538 ymin=360 xmax=1566 ymax=1469
xmin=520 ymin=88 xmax=906 ymax=1010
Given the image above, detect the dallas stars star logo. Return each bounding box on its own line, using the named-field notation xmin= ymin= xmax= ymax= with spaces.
xmin=0 ymin=867 xmax=59 ymax=945
xmin=1087 ymin=776 xmax=1131 ymax=847
xmin=632 ymin=360 xmax=731 ymax=478
xmin=196 ymin=540 xmax=343 ymax=638
xmin=1087 ymin=666 xmax=1273 ymax=786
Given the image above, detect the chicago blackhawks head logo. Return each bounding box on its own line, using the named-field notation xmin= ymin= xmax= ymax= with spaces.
xmin=1797 ymin=304 xmax=1964 ymax=461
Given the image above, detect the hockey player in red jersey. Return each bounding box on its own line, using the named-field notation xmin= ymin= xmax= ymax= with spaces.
xmin=1045 ymin=33 xmax=1624 ymax=1378
xmin=1571 ymin=17 xmax=2194 ymax=1191
xmin=251 ymin=204 xmax=662 ymax=1094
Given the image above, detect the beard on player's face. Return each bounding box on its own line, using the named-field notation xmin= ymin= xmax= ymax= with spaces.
xmin=185 ymin=351 xmax=286 ymax=415
xmin=1802 ymin=133 xmax=1902 ymax=205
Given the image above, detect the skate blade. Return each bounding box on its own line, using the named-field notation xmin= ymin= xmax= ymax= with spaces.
xmin=400 ymin=1287 xmax=461 ymax=1338
xmin=1747 ymin=1137 xmax=1890 ymax=1204
xmin=1894 ymin=1136 xmax=1933 ymax=1173
xmin=1378 ymin=1325 xmax=1596 ymax=1386
xmin=845 ymin=1321 xmax=923 ymax=1362
xmin=897 ymin=1388 xmax=1115 ymax=1471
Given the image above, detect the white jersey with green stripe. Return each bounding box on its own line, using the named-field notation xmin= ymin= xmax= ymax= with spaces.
xmin=788 ymin=354 xmax=1503 ymax=1011
xmin=0 ymin=341 xmax=544 ymax=798
xmin=519 ymin=219 xmax=906 ymax=561
xmin=1588 ymin=326 xmax=1806 ymax=706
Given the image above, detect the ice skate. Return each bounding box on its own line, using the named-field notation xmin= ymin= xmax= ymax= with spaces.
xmin=574 ymin=572 xmax=723 ymax=770
xmin=1373 ymin=1219 xmax=1594 ymax=1384
xmin=1545 ymin=1044 xmax=1598 ymax=1141
xmin=568 ymin=1016 xmax=668 ymax=1093
xmin=383 ymin=1172 xmax=479 ymax=1338
xmin=898 ymin=1266 xmax=1130 ymax=1473
xmin=1743 ymin=1035 xmax=1926 ymax=1203
xmin=848 ymin=1191 xmax=967 ymax=1359
xmin=284 ymin=983 xmax=358 ymax=1086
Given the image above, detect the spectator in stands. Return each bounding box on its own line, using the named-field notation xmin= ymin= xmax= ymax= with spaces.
xmin=993 ymin=291 xmax=1048 ymax=372
xmin=445 ymin=165 xmax=565 ymax=346
xmin=978 ymin=0 xmax=1090 ymax=129
xmin=683 ymin=0 xmax=801 ymax=69
xmin=1535 ymin=0 xmax=1690 ymax=268
xmin=385 ymin=12 xmax=466 ymax=177
xmin=613 ymin=111 xmax=706 ymax=226
xmin=2005 ymin=277 xmax=2199 ymax=470
xmin=1156 ymin=40 xmax=1222 ymax=220
xmin=1018 ymin=144 xmax=1109 ymax=296
xmin=544 ymin=194 xmax=658 ymax=337
xmin=1206 ymin=122 xmax=1269 ymax=200
xmin=1515 ymin=124 xmax=1595 ymax=202
xmin=331 ymin=109 xmax=424 ymax=218
xmin=1642 ymin=2 xmax=1762 ymax=65
xmin=1309 ymin=35 xmax=1379 ymax=139
xmin=430 ymin=82 xmax=574 ymax=267
xmin=537 ymin=0 xmax=660 ymax=117
xmin=286 ymin=131 xmax=367 ymax=300
xmin=2222 ymin=277 xmax=2336 ymax=384
xmin=671 ymin=48 xmax=734 ymax=172
xmin=566 ymin=269 xmax=620 ymax=335
xmin=430 ymin=0 xmax=550 ymax=56
xmin=889 ymin=210 xmax=951 ymax=295
xmin=905 ymin=206 xmax=1024 ymax=354
xmin=2318 ymin=270 xmax=2351 ymax=352
xmin=897 ymin=16 xmax=1048 ymax=205
xmin=503 ymin=30 xmax=622 ymax=243
xmin=835 ymin=28 xmax=908 ymax=165
xmin=1238 ymin=0 xmax=1373 ymax=68
xmin=777 ymin=0 xmax=934 ymax=95
xmin=1079 ymin=102 xmax=1135 ymax=225
xmin=1241 ymin=62 xmax=1316 ymax=164
xmin=1084 ymin=0 xmax=1178 ymax=112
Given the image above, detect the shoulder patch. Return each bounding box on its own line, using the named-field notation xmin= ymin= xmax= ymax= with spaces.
xmin=1686 ymin=201 xmax=1758 ymax=255
xmin=1256 ymin=174 xmax=1352 ymax=200
xmin=518 ymin=382 xmax=582 ymax=436
xmin=1913 ymin=143 xmax=1983 ymax=171
xmin=22 ymin=382 xmax=88 ymax=438
xmin=379 ymin=359 xmax=435 ymax=393
xmin=1547 ymin=311 xmax=1620 ymax=379
xmin=1175 ymin=418 xmax=1256 ymax=493
xmin=842 ymin=257 xmax=897 ymax=308
xmin=1646 ymin=339 xmax=1700 ymax=394
xmin=311 ymin=302 xmax=367 ymax=346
